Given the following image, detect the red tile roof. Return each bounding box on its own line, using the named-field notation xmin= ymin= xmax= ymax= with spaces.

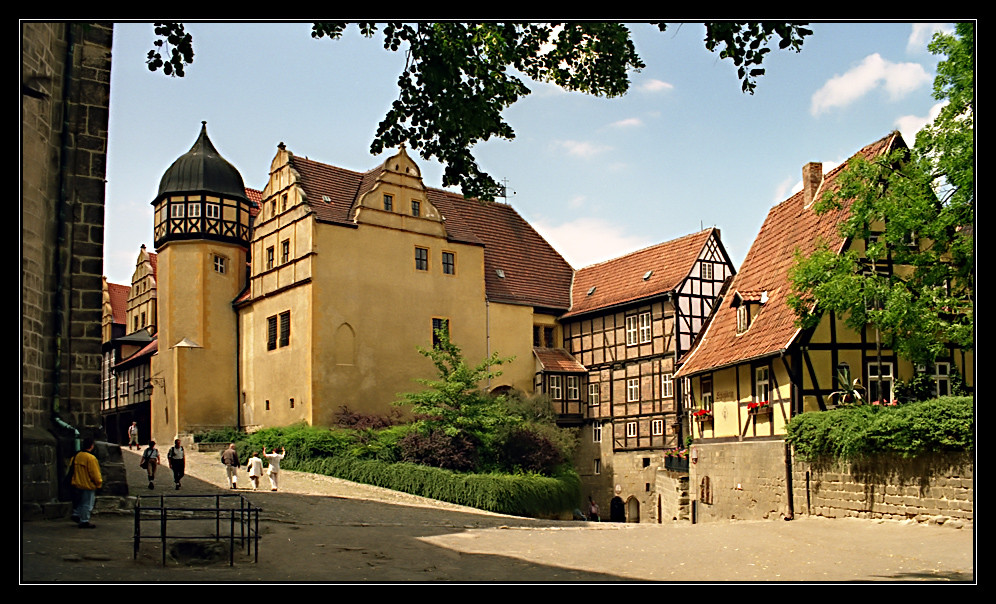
xmin=117 ymin=337 xmax=158 ymax=367
xmin=676 ymin=132 xmax=903 ymax=376
xmin=287 ymin=153 xmax=573 ymax=310
xmin=563 ymin=228 xmax=718 ymax=318
xmin=533 ymin=347 xmax=587 ymax=373
xmin=246 ymin=187 xmax=263 ymax=217
xmin=107 ymin=282 xmax=130 ymax=325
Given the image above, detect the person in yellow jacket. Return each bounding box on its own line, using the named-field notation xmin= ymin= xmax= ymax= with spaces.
xmin=70 ymin=438 xmax=102 ymax=529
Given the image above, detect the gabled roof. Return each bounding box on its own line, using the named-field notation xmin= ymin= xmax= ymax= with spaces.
xmin=676 ymin=132 xmax=903 ymax=377
xmin=286 ymin=152 xmax=573 ymax=311
xmin=117 ymin=337 xmax=158 ymax=369
xmin=107 ymin=282 xmax=130 ymax=325
xmin=534 ymin=347 xmax=587 ymax=373
xmin=562 ymin=228 xmax=718 ymax=318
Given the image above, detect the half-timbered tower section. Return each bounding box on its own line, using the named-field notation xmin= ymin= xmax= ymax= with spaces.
xmin=559 ymin=228 xmax=735 ymax=522
xmin=674 ymin=132 xmax=974 ymax=523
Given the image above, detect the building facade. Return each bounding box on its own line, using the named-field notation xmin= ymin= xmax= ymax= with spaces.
xmin=674 ymin=132 xmax=974 ymax=523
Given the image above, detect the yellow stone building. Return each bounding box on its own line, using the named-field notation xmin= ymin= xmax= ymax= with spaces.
xmin=141 ymin=124 xmax=573 ymax=442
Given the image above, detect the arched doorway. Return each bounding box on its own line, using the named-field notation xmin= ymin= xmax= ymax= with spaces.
xmin=626 ymin=496 xmax=641 ymax=523
xmin=609 ymin=496 xmax=625 ymax=522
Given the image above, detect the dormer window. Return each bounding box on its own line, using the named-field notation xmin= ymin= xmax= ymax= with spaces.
xmin=737 ymin=303 xmax=751 ymax=334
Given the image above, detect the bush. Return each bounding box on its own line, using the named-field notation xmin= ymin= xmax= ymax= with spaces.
xmin=493 ymin=426 xmax=564 ymax=474
xmin=398 ymin=430 xmax=479 ymax=472
xmin=192 ymin=427 xmax=244 ymax=443
xmin=787 ymin=396 xmax=973 ymax=461
xmin=334 ymin=406 xmax=405 ymax=430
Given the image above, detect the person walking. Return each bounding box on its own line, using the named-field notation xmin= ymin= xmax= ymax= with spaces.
xmin=141 ymin=441 xmax=160 ymax=489
xmin=167 ymin=439 xmax=185 ymax=490
xmin=71 ymin=438 xmax=102 ymax=529
xmin=587 ymin=495 xmax=600 ymax=522
xmin=246 ymin=451 xmax=263 ymax=491
xmin=221 ymin=443 xmax=241 ymax=489
xmin=263 ymin=446 xmax=285 ymax=491
xmin=127 ymin=422 xmax=139 ymax=450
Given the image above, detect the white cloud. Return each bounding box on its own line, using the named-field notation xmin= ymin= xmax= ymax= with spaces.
xmin=530 ymin=217 xmax=653 ymax=269
xmin=639 ymin=78 xmax=674 ymax=93
xmin=609 ymin=117 xmax=643 ymax=128
xmin=556 ymin=140 xmax=611 ymax=158
xmin=810 ymin=54 xmax=931 ymax=115
xmin=895 ymin=101 xmax=946 ymax=142
xmin=907 ymin=23 xmax=954 ymax=53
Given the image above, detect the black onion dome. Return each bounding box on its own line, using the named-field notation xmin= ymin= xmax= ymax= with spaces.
xmin=157 ymin=122 xmax=247 ymax=200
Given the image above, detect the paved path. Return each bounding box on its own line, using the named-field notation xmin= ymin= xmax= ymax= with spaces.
xmin=21 ymin=448 xmax=975 ymax=583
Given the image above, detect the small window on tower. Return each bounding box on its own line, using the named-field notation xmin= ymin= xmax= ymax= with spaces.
xmin=213 ymin=254 xmax=226 ymax=274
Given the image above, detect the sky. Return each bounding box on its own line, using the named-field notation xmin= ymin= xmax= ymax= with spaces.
xmin=102 ymin=21 xmax=956 ymax=286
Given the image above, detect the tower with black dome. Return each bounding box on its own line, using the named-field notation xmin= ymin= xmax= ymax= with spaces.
xmin=149 ymin=122 xmax=252 ymax=438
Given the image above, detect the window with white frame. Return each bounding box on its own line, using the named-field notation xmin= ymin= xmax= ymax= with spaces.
xmin=566 ymin=375 xmax=580 ymax=400
xmin=594 ymin=458 xmax=601 ymax=475
xmin=737 ymin=303 xmax=751 ymax=334
xmin=592 ymin=424 xmax=602 ymax=443
xmin=867 ymin=362 xmax=894 ymax=403
xmin=639 ymin=312 xmax=652 ymax=343
xmin=662 ymin=373 xmax=673 ymax=398
xmin=206 ymin=203 xmax=220 ymax=219
xmin=213 ymin=254 xmax=226 ymax=274
xmin=548 ymin=375 xmax=563 ymax=400
xmin=625 ymin=315 xmax=639 ymax=346
xmin=701 ymin=376 xmax=713 ymax=410
xmin=626 ymin=421 xmax=637 ymax=438
xmin=755 ymin=366 xmax=770 ymax=403
xmin=588 ymin=383 xmax=600 ymax=406
xmin=651 ymin=419 xmax=664 ymax=436
xmin=626 ymin=377 xmax=640 ymax=402
xmin=932 ymin=362 xmax=951 ymax=398
xmin=171 ymin=203 xmax=184 ymax=218
xmin=187 ymin=202 xmax=201 ymax=218
xmin=701 ymin=262 xmax=713 ymax=280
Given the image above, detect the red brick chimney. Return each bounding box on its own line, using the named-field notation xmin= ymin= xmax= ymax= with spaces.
xmin=803 ymin=162 xmax=823 ymax=207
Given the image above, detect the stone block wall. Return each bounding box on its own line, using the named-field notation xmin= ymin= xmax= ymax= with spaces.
xmin=793 ymin=453 xmax=973 ymax=526
xmin=656 ymin=469 xmax=690 ymax=522
xmin=689 ymin=439 xmax=793 ymax=523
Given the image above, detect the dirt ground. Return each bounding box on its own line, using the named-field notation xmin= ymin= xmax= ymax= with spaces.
xmin=21 ymin=448 xmax=975 ymax=584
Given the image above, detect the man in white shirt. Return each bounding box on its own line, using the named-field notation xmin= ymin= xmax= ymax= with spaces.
xmin=262 ymin=446 xmax=285 ymax=491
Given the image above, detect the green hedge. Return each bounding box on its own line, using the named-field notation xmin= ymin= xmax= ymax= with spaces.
xmin=786 ymin=396 xmax=973 ymax=461
xmin=287 ymin=456 xmax=581 ymax=518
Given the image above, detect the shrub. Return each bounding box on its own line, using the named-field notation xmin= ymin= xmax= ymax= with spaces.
xmin=787 ymin=396 xmax=973 ymax=461
xmin=192 ymin=427 xmax=244 ymax=443
xmin=493 ymin=426 xmax=564 ymax=474
xmin=334 ymin=405 xmax=405 ymax=430
xmin=397 ymin=429 xmax=479 ymax=472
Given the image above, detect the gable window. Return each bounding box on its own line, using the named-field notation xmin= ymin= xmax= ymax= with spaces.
xmin=566 ymin=375 xmax=580 ymax=400
xmin=431 ymin=318 xmax=448 ymax=348
xmin=626 ymin=421 xmax=637 ymax=438
xmin=411 ymin=200 xmax=421 ymax=217
xmin=281 ymin=239 xmax=290 ymax=264
xmin=737 ymin=303 xmax=750 ymax=334
xmin=213 ymin=254 xmax=227 ymax=274
xmin=627 ymin=377 xmax=640 ymax=402
xmin=442 ymin=251 xmax=455 ymax=275
xmin=701 ymin=262 xmax=713 ymax=280
xmin=867 ymin=362 xmax=894 ymax=403
xmin=265 ymin=246 xmax=274 ymax=270
xmin=415 ymin=247 xmax=428 ymax=271
xmin=662 ymin=373 xmax=674 ymax=398
xmin=755 ymin=366 xmax=770 ymax=403
xmin=652 ymin=419 xmax=664 ymax=436
xmin=206 ymin=203 xmax=220 ymax=219
xmin=383 ymin=194 xmax=393 ymax=212
xmin=588 ymin=383 xmax=600 ymax=406
xmin=548 ymin=375 xmax=563 ymax=400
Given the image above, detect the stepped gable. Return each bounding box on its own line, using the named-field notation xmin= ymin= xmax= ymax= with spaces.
xmin=677 ymin=132 xmax=902 ymax=376
xmin=288 ymin=152 xmax=573 ymax=311
xmin=564 ymin=228 xmax=716 ymax=318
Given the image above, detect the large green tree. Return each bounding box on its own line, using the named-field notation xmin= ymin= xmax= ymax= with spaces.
xmin=789 ymin=23 xmax=974 ymax=367
xmin=146 ymin=22 xmax=812 ymax=200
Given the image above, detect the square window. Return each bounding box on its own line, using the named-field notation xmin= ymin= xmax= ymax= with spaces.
xmin=214 ymin=254 xmax=226 ymax=274
xmin=415 ymin=247 xmax=428 ymax=271
xmin=171 ymin=203 xmax=184 ymax=218
xmin=442 ymin=251 xmax=455 ymax=275
xmin=206 ymin=203 xmax=220 ymax=219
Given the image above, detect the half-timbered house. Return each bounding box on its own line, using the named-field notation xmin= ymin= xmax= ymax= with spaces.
xmin=555 ymin=228 xmax=735 ymax=522
xmin=674 ymin=132 xmax=974 ymax=523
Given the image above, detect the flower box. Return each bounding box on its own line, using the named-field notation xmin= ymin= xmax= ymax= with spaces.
xmin=692 ymin=409 xmax=713 ymax=422
xmin=747 ymin=400 xmax=772 ymax=416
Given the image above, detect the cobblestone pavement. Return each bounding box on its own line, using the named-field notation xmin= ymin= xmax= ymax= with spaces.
xmin=21 ymin=449 xmax=975 ymax=584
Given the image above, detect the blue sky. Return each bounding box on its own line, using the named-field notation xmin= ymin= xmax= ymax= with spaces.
xmin=103 ymin=21 xmax=955 ymax=286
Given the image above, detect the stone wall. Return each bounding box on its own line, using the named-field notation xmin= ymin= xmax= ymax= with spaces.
xmin=656 ymin=469 xmax=690 ymax=522
xmin=689 ymin=439 xmax=793 ymax=523
xmin=793 ymin=453 xmax=973 ymax=527
xmin=21 ymin=22 xmax=113 ymax=509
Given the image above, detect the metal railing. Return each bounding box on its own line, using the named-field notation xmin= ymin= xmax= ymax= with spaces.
xmin=133 ymin=494 xmax=262 ymax=567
